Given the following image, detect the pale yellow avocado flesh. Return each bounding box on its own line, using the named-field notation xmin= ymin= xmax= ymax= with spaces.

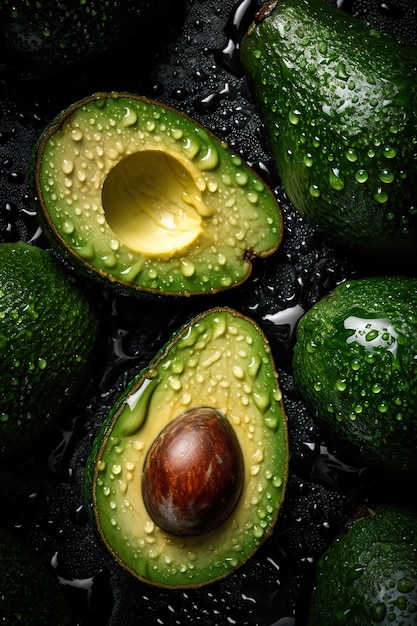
xmin=89 ymin=308 xmax=289 ymax=587
xmin=35 ymin=92 xmax=283 ymax=295
xmin=102 ymin=150 xmax=206 ymax=256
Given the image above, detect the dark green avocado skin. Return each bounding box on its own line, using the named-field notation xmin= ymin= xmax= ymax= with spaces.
xmin=0 ymin=0 xmax=171 ymax=73
xmin=240 ymin=0 xmax=417 ymax=263
xmin=0 ymin=525 xmax=71 ymax=625
xmin=292 ymin=275 xmax=417 ymax=475
xmin=308 ymin=505 xmax=417 ymax=626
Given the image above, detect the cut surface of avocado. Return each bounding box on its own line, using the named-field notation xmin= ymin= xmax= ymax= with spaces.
xmin=85 ymin=307 xmax=288 ymax=588
xmin=33 ymin=92 xmax=283 ymax=296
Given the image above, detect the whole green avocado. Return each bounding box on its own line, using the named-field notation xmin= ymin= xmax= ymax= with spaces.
xmin=240 ymin=0 xmax=417 ymax=263
xmin=308 ymin=505 xmax=417 ymax=625
xmin=0 ymin=241 xmax=100 ymax=463
xmin=292 ymin=276 xmax=417 ymax=475
xmin=0 ymin=0 xmax=171 ymax=73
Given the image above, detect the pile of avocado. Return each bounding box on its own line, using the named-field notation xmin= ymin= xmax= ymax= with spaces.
xmin=0 ymin=0 xmax=416 ymax=623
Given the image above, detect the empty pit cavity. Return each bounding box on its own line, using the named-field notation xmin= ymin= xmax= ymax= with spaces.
xmin=102 ymin=150 xmax=207 ymax=256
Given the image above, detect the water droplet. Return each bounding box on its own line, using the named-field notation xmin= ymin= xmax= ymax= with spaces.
xmin=303 ymin=153 xmax=313 ymax=168
xmin=121 ymin=106 xmax=138 ymax=127
xmin=379 ymin=168 xmax=395 ymax=184
xmin=62 ymin=158 xmax=74 ymax=175
xmin=232 ymin=365 xmax=245 ymax=380
xmin=62 ymin=218 xmax=75 ymax=234
xmin=144 ymin=520 xmax=155 ymax=534
xmin=246 ymin=191 xmax=258 ymax=204
xmin=288 ymin=110 xmax=300 ymax=125
xmin=397 ymin=577 xmax=415 ymax=593
xmin=71 ymin=128 xmax=83 ymax=142
xmin=329 ymin=168 xmax=345 ymax=191
xmin=307 ymin=340 xmax=317 ymax=353
xmin=180 ymin=259 xmax=195 ymax=277
xmin=383 ymin=145 xmax=397 ymax=158
xmin=355 ymin=169 xmax=369 ymax=183
xmin=234 ymin=171 xmax=248 ymax=186
xmin=374 ymin=187 xmax=388 ymax=204
xmin=337 ymin=62 xmax=349 ymax=79
xmin=168 ymin=375 xmax=181 ymax=391
xmin=309 ymin=184 xmax=320 ymax=198
xmin=370 ymin=602 xmax=386 ymax=622
xmin=336 ymin=379 xmax=347 ymax=392
xmin=344 ymin=148 xmax=357 ymax=162
xmin=252 ymin=525 xmax=264 ymax=539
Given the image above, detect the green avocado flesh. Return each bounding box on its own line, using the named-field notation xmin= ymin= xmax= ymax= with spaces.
xmin=308 ymin=505 xmax=417 ymax=625
xmin=240 ymin=0 xmax=417 ymax=260
xmin=85 ymin=307 xmax=288 ymax=588
xmin=33 ymin=92 xmax=283 ymax=296
xmin=292 ymin=276 xmax=417 ymax=474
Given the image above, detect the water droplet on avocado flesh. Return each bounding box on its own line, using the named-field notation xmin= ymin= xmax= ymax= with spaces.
xmin=33 ymin=92 xmax=283 ymax=296
xmin=86 ymin=307 xmax=288 ymax=588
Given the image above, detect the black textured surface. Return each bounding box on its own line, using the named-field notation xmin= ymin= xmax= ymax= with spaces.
xmin=1 ymin=1 xmax=416 ymax=624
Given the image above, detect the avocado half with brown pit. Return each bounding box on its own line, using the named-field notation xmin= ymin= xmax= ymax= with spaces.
xmin=32 ymin=92 xmax=283 ymax=296
xmin=84 ymin=307 xmax=289 ymax=588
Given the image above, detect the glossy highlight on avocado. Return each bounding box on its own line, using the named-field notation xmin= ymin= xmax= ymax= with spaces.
xmin=308 ymin=505 xmax=417 ymax=625
xmin=33 ymin=92 xmax=283 ymax=296
xmin=240 ymin=0 xmax=417 ymax=261
xmin=292 ymin=276 xmax=417 ymax=474
xmin=84 ymin=307 xmax=288 ymax=588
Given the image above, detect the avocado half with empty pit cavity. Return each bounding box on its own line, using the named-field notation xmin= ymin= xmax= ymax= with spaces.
xmin=32 ymin=92 xmax=283 ymax=297
xmin=84 ymin=307 xmax=289 ymax=588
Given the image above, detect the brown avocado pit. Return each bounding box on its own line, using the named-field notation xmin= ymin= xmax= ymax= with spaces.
xmin=141 ymin=407 xmax=244 ymax=536
xmin=84 ymin=307 xmax=289 ymax=588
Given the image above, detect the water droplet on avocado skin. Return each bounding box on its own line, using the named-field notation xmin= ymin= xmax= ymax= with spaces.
xmin=239 ymin=0 xmax=417 ymax=262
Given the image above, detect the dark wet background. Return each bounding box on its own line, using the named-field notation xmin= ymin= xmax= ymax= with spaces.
xmin=1 ymin=0 xmax=416 ymax=624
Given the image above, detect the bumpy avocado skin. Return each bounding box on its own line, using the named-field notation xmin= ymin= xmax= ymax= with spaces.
xmin=0 ymin=241 xmax=100 ymax=463
xmin=240 ymin=0 xmax=417 ymax=261
xmin=33 ymin=92 xmax=283 ymax=297
xmin=84 ymin=307 xmax=288 ymax=588
xmin=0 ymin=525 xmax=71 ymax=625
xmin=292 ymin=276 xmax=417 ymax=474
xmin=308 ymin=505 xmax=417 ymax=626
